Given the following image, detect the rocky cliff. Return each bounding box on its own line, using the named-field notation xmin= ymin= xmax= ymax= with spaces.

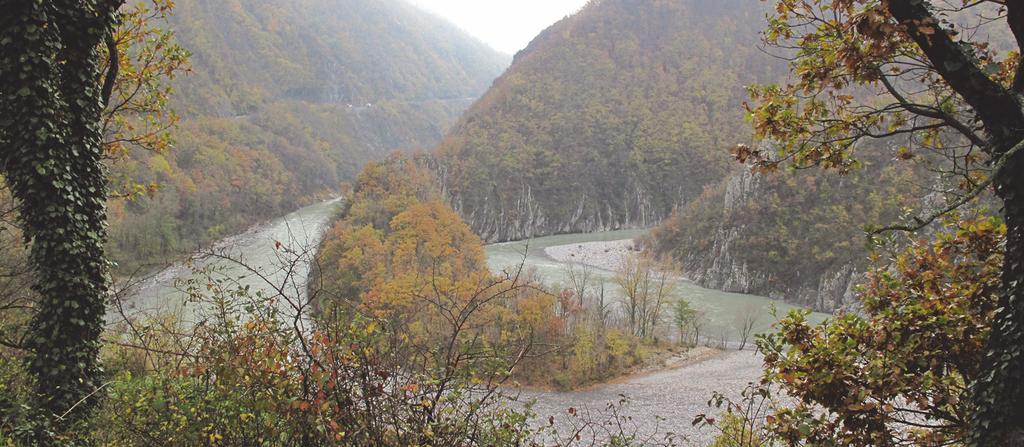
xmin=649 ymin=161 xmax=924 ymax=312
xmin=437 ymin=165 xmax=670 ymax=242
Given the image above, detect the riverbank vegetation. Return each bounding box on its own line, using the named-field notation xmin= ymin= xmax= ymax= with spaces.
xmin=313 ymin=155 xmax=700 ymax=391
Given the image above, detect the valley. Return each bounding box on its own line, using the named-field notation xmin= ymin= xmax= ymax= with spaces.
xmin=126 ymin=202 xmax=827 ymax=342
xmin=122 ymin=197 xmax=795 ymax=444
xmin=4 ymin=0 xmax=1012 ymax=443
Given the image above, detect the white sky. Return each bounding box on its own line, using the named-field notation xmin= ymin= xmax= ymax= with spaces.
xmin=410 ymin=0 xmax=591 ymax=54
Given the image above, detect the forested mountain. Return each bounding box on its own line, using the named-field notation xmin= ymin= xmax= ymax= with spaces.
xmin=108 ymin=0 xmax=509 ymax=269
xmin=433 ymin=0 xmax=784 ymax=242
xmin=167 ymin=0 xmax=507 ymax=114
xmin=428 ymin=0 xmax=939 ymax=312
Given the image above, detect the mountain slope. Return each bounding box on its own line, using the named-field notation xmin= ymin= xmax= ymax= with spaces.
xmin=167 ymin=0 xmax=508 ymax=115
xmin=646 ymin=159 xmax=927 ymax=312
xmin=108 ymin=0 xmax=508 ymax=269
xmin=433 ymin=0 xmax=784 ymax=242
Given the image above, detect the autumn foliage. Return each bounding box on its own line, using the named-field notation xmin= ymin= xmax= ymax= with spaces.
xmin=759 ymin=217 xmax=1004 ymax=445
xmin=314 ymin=155 xmax=679 ymax=391
xmin=315 ymin=155 xmax=488 ymax=317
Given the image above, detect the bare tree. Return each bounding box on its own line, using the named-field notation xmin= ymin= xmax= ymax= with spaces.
xmin=615 ymin=254 xmax=678 ymax=339
xmin=733 ymin=303 xmax=761 ymax=351
xmin=593 ymin=281 xmax=612 ymax=331
xmin=564 ymin=261 xmax=592 ymax=309
xmin=689 ymin=310 xmax=707 ymax=348
xmin=644 ymin=259 xmax=680 ymax=339
xmin=614 ymin=254 xmax=646 ymax=337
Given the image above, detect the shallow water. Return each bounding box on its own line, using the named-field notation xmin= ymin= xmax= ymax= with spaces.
xmin=122 ymin=198 xmax=344 ymax=323
xmin=485 ymin=229 xmax=831 ymax=343
xmin=127 ymin=202 xmax=829 ymax=339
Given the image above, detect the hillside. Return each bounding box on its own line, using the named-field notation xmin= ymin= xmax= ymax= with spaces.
xmin=433 ymin=0 xmax=784 ymax=242
xmin=166 ymin=0 xmax=508 ymax=114
xmin=108 ymin=0 xmax=509 ymax=269
xmin=427 ymin=0 xmax=937 ymax=312
xmin=645 ymin=158 xmax=928 ymax=312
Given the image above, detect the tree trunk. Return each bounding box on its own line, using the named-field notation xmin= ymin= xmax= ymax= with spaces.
xmin=0 ymin=0 xmax=121 ymax=424
xmin=971 ymin=146 xmax=1024 ymax=444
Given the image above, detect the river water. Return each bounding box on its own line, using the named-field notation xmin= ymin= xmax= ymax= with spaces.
xmin=125 ymin=199 xmax=831 ymax=444
xmin=487 ymin=230 xmax=830 ymax=344
xmin=122 ymin=198 xmax=344 ymax=324
xmin=128 ymin=199 xmax=827 ymax=338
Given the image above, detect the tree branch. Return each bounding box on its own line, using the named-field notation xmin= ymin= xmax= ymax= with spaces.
xmin=101 ymin=33 xmax=118 ymax=108
xmin=1006 ymin=2 xmax=1024 ymax=92
xmin=871 ymin=135 xmax=1024 ymax=234
xmin=878 ymin=71 xmax=989 ymax=148
xmin=886 ymin=0 xmax=1023 ymax=144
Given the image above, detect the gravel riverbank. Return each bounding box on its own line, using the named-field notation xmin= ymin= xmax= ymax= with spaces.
xmin=536 ymin=238 xmax=770 ymax=444
xmin=518 ymin=349 xmax=764 ymax=445
xmin=543 ymin=239 xmax=639 ymax=272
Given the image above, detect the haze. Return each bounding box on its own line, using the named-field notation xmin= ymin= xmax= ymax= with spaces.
xmin=410 ymin=0 xmax=590 ymax=54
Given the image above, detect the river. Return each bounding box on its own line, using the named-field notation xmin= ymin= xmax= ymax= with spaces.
xmin=122 ymin=198 xmax=344 ymax=324
xmin=487 ymin=230 xmax=830 ymax=344
xmin=128 ymin=200 xmax=826 ymax=337
xmin=125 ymin=198 xmax=830 ymax=444
xmin=487 ymin=232 xmax=832 ymax=444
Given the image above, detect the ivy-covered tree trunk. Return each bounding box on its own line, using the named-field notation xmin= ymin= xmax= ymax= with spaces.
xmin=971 ymin=144 xmax=1024 ymax=444
xmin=877 ymin=2 xmax=1024 ymax=443
xmin=0 ymin=0 xmax=123 ymax=421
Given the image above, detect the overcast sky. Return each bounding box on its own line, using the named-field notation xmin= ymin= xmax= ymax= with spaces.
xmin=410 ymin=0 xmax=590 ymax=54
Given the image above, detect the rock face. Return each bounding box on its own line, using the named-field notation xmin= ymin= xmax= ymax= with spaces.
xmin=647 ymin=146 xmax=929 ymax=314
xmin=442 ymin=176 xmax=666 ymax=243
xmin=685 ymin=233 xmax=861 ymax=312
xmin=666 ymin=169 xmax=862 ymax=313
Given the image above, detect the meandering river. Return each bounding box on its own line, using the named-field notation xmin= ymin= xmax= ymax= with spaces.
xmin=488 ymin=230 xmax=829 ymax=343
xmin=128 ymin=199 xmax=827 ymax=337
xmin=126 ymin=198 xmax=832 ymax=444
